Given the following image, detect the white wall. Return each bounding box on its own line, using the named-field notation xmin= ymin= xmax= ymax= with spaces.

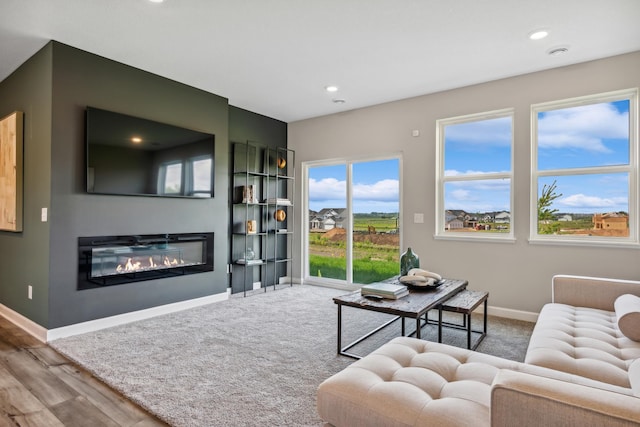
xmin=289 ymin=51 xmax=640 ymax=316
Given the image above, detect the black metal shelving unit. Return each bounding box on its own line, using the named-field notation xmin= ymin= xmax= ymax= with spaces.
xmin=231 ymin=141 xmax=294 ymax=295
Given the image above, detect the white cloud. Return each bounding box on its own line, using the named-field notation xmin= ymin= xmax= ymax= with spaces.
xmin=445 ymin=116 xmax=511 ymax=146
xmin=308 ymin=178 xmax=346 ymax=201
xmin=450 ymin=189 xmax=471 ymax=200
xmin=447 ymin=179 xmax=510 ymax=192
xmin=538 ymin=103 xmax=628 ymax=153
xmin=353 ymin=179 xmax=399 ymax=201
xmin=309 ymin=178 xmax=399 ymax=202
xmin=557 ymin=193 xmax=627 ymax=209
xmin=445 ymin=169 xmax=509 ymax=176
xmin=445 ymin=179 xmax=510 ymax=212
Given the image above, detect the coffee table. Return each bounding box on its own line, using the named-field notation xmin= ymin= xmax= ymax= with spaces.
xmin=334 ymin=278 xmax=468 ymax=359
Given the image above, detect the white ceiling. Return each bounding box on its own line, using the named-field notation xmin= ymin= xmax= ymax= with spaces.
xmin=1 ymin=0 xmax=639 ymax=123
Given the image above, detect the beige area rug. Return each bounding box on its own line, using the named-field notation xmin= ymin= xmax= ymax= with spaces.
xmin=51 ymin=285 xmax=534 ymax=426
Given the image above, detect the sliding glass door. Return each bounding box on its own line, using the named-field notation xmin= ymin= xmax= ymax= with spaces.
xmin=306 ymin=157 xmax=400 ymax=286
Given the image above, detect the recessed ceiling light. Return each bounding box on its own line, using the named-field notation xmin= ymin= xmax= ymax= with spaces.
xmin=325 ymin=85 xmax=339 ymax=93
xmin=131 ymin=137 xmax=143 ymax=143
xmin=529 ymin=30 xmax=549 ymax=40
xmin=149 ymin=0 xmax=164 ymax=3
xmin=547 ymin=46 xmax=569 ymax=56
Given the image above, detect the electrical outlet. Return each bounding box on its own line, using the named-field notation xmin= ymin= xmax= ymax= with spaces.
xmin=28 ymin=285 xmax=32 ymax=300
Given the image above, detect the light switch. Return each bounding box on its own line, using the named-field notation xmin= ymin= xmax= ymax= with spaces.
xmin=413 ymin=213 xmax=424 ymax=223
xmin=41 ymin=208 xmax=48 ymax=222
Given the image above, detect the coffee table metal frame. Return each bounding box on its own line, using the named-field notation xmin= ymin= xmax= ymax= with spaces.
xmin=334 ymin=279 xmax=468 ymax=359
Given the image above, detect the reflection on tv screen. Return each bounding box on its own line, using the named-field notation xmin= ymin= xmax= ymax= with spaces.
xmin=86 ymin=107 xmax=215 ymax=198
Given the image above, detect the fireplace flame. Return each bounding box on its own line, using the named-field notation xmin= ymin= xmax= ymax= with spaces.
xmin=115 ymin=255 xmax=183 ymax=273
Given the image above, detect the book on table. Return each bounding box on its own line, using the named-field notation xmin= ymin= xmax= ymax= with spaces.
xmin=361 ymin=282 xmax=409 ymax=299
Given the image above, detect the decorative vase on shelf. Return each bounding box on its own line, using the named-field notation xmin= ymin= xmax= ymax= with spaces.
xmin=245 ymin=248 xmax=255 ymax=261
xmin=400 ymin=247 xmax=419 ymax=276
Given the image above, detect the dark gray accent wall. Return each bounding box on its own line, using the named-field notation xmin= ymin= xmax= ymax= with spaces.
xmin=0 ymin=42 xmax=288 ymax=330
xmin=47 ymin=42 xmax=230 ymax=328
xmin=229 ymin=106 xmax=287 ymax=148
xmin=0 ymin=43 xmax=53 ymax=327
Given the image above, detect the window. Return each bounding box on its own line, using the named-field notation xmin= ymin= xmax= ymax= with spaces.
xmin=531 ymin=89 xmax=638 ymax=245
xmin=158 ymin=162 xmax=183 ymax=195
xmin=157 ymin=156 xmax=213 ymax=197
xmin=189 ymin=156 xmax=213 ymax=197
xmin=436 ymin=109 xmax=514 ymax=240
xmin=304 ymin=157 xmax=401 ymax=286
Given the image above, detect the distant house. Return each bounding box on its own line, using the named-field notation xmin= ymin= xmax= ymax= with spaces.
xmin=445 ymin=210 xmax=460 ymax=223
xmin=593 ymin=212 xmax=628 ymax=230
xmin=309 ymin=208 xmax=347 ymax=230
xmin=494 ymin=212 xmax=510 ymax=223
xmin=557 ymin=214 xmax=573 ymax=222
xmin=446 ymin=218 xmax=464 ymax=230
xmin=464 ymin=218 xmax=479 ymax=228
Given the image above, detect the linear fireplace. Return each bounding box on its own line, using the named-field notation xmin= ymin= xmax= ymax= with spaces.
xmin=78 ymin=233 xmax=214 ymax=290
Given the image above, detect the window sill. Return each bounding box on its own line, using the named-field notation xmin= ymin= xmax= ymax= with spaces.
xmin=528 ymin=237 xmax=640 ymax=249
xmin=434 ymin=233 xmax=516 ymax=244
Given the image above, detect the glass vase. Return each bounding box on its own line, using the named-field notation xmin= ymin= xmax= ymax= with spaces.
xmin=400 ymin=247 xmax=419 ymax=276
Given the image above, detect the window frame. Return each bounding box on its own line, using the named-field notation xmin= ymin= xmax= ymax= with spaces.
xmin=435 ymin=108 xmax=515 ymax=242
xmin=529 ymin=88 xmax=639 ymax=247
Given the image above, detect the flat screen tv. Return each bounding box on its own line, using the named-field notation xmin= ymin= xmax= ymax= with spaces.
xmin=86 ymin=107 xmax=215 ymax=198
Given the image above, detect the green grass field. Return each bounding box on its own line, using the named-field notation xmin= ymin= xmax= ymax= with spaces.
xmin=309 ymin=213 xmax=400 ymax=283
xmin=352 ymin=214 xmax=399 ymax=233
xmin=309 ymin=255 xmax=399 ymax=284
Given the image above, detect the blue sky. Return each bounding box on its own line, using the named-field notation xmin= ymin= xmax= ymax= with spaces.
xmin=308 ymin=100 xmax=630 ymax=215
xmin=308 ymin=159 xmax=399 ymax=213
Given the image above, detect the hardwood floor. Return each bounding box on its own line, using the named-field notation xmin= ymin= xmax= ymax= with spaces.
xmin=0 ymin=316 xmax=168 ymax=426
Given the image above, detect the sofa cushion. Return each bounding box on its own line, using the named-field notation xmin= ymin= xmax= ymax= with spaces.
xmin=615 ymin=294 xmax=640 ymax=342
xmin=525 ymin=303 xmax=640 ymax=388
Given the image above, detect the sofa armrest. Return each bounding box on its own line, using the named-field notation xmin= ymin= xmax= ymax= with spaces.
xmin=552 ymin=274 xmax=640 ymax=311
xmin=491 ymin=370 xmax=640 ymax=427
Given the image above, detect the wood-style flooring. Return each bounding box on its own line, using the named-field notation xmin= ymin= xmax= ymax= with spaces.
xmin=0 ymin=316 xmax=168 ymax=426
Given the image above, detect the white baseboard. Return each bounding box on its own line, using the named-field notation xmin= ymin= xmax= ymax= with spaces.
xmin=46 ymin=290 xmax=230 ymax=342
xmin=0 ymin=304 xmax=48 ymax=343
xmin=278 ymin=276 xmax=303 ymax=285
xmin=481 ymin=305 xmax=539 ymax=323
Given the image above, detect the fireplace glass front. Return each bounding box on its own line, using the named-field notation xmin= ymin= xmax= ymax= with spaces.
xmin=78 ymin=233 xmax=214 ymax=289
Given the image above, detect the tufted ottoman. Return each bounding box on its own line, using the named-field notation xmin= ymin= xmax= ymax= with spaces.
xmin=525 ymin=286 xmax=640 ymax=388
xmin=317 ymin=336 xmax=524 ymax=427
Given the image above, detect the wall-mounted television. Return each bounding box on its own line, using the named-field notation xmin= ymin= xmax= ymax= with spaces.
xmin=86 ymin=107 xmax=215 ymax=198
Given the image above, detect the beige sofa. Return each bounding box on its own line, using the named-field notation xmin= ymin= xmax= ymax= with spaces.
xmin=317 ymin=275 xmax=640 ymax=426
